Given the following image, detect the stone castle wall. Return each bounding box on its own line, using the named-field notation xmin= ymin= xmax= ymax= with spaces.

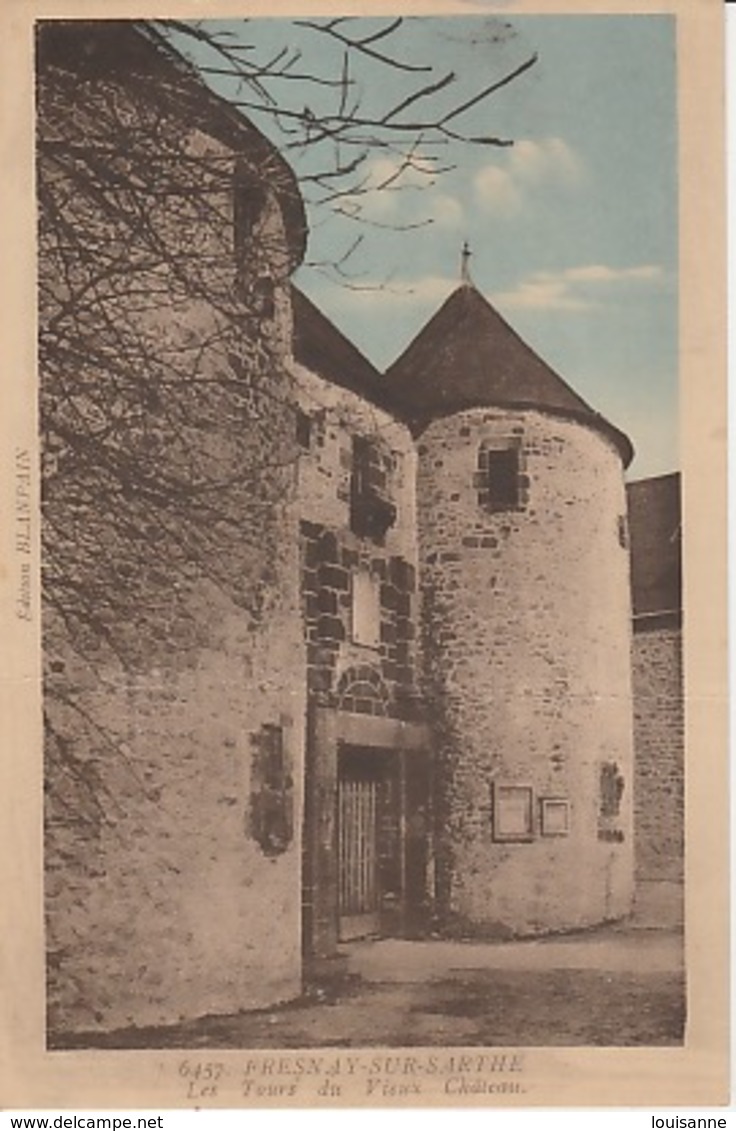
xmin=292 ymin=363 xmax=419 ymax=720
xmin=416 ymin=408 xmax=635 ymax=935
xmin=40 ymin=52 xmax=306 ymax=1036
xmin=631 ymin=621 xmax=684 ymax=923
xmin=39 ymin=24 xmax=682 ymax=1039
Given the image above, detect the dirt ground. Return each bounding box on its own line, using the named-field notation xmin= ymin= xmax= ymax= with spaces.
xmin=52 ymin=922 xmax=685 ymax=1050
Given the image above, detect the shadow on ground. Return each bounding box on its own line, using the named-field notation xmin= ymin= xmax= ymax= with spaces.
xmin=50 ymin=924 xmax=686 ymax=1050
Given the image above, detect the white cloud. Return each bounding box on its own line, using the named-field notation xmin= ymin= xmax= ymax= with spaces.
xmin=365 ymin=153 xmax=437 ymax=190
xmin=336 ymin=153 xmax=461 ymax=228
xmin=474 ymin=165 xmax=522 ymax=216
xmin=509 ymin=137 xmax=583 ymax=187
xmin=356 ymin=153 xmax=439 ymax=217
xmin=475 ymin=136 xmax=584 ymax=218
xmin=563 ymin=263 xmax=665 ymax=284
xmin=493 ymin=276 xmax=593 ymax=312
xmin=493 ymin=263 xmax=668 ymax=312
xmin=322 ymin=260 xmax=667 ymax=319
xmin=432 ymin=193 xmax=465 ymax=229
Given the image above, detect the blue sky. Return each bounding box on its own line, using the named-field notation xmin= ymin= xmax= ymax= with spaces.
xmin=174 ymin=15 xmax=678 ymax=479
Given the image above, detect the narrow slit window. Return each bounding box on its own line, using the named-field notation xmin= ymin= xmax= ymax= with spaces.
xmin=296 ymin=410 xmax=312 ymax=450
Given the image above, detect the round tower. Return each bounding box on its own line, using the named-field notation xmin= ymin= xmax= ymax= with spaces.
xmin=385 ymin=281 xmax=635 ymax=937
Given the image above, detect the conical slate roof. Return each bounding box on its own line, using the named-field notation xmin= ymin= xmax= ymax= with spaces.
xmin=291 ymin=287 xmax=400 ymax=418
xmin=384 ymin=283 xmax=633 ymax=466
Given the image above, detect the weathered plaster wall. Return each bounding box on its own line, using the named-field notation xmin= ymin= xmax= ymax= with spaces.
xmin=41 ymin=55 xmax=306 ymax=1035
xmin=45 ymin=580 xmax=305 ymax=1033
xmin=417 ymin=408 xmax=635 ymax=936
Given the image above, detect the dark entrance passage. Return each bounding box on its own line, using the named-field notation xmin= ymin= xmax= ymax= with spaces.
xmin=303 ymin=709 xmax=431 ymax=964
xmin=338 ymin=746 xmax=401 ymax=941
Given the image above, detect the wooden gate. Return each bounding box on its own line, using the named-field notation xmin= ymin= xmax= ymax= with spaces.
xmin=338 ymin=776 xmax=381 ymax=940
xmin=303 ymin=712 xmax=430 ymax=961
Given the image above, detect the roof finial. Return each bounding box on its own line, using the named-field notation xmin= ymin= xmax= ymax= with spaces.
xmin=461 ymin=240 xmax=472 ymax=285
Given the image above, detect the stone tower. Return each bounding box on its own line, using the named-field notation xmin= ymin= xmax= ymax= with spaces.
xmin=385 ymin=280 xmax=635 ymax=936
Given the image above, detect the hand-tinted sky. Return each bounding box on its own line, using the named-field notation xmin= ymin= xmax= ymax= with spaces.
xmin=177 ymin=15 xmax=678 ymax=479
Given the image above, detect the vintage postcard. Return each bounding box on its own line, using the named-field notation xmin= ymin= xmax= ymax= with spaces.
xmin=0 ymin=0 xmax=729 ymax=1110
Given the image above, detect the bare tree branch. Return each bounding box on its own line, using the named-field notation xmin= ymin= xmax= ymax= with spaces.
xmin=39 ymin=16 xmax=537 ymax=824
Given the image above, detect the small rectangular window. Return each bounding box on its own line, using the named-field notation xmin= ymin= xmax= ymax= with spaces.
xmin=475 ymin=445 xmax=524 ymax=512
xmin=352 ymin=436 xmax=383 ymax=496
xmin=486 ymin=448 xmax=520 ymax=509
xmin=350 ymin=435 xmax=396 ymax=541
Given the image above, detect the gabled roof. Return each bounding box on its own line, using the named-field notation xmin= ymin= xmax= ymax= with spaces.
xmin=627 ymin=473 xmax=682 ymax=618
xmin=384 ymin=283 xmax=633 ymax=465
xmin=291 ymin=287 xmax=400 ymax=418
